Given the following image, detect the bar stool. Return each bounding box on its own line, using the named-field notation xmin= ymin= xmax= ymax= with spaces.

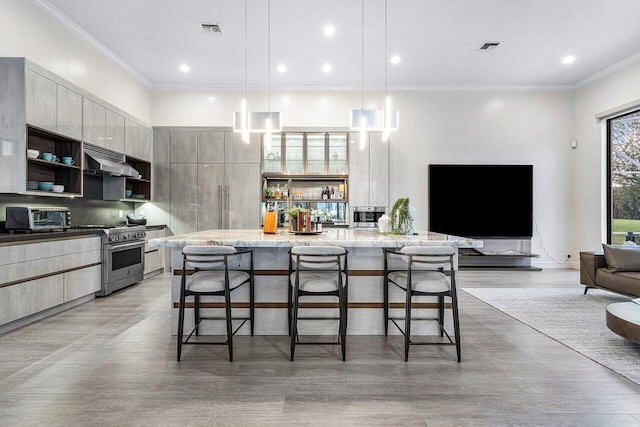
xmin=384 ymin=245 xmax=460 ymax=362
xmin=177 ymin=245 xmax=254 ymax=362
xmin=288 ymin=245 xmax=349 ymax=361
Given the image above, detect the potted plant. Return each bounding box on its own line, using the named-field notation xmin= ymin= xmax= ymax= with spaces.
xmin=285 ymin=206 xmax=308 ymax=231
xmin=390 ymin=197 xmax=413 ymax=235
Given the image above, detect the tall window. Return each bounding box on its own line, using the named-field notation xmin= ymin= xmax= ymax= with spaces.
xmin=609 ymin=110 xmax=640 ymax=244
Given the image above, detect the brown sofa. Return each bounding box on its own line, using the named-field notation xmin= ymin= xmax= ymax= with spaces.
xmin=580 ymin=251 xmax=640 ymax=297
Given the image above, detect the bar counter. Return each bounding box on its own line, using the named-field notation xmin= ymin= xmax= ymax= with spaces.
xmin=149 ymin=229 xmax=482 ymax=335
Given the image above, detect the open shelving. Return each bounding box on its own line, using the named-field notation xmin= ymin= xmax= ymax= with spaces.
xmin=26 ymin=125 xmax=82 ymax=196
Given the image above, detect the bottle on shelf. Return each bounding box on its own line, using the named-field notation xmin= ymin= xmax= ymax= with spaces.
xmin=275 ymin=183 xmax=282 ymax=199
xmin=282 ymin=184 xmax=289 ymax=201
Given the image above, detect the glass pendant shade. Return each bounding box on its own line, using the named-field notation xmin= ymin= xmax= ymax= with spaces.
xmin=350 ymin=108 xmax=398 ymax=131
xmin=233 ymin=111 xmax=281 ymax=133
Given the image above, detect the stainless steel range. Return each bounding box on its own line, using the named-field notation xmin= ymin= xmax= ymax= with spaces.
xmin=96 ymin=225 xmax=146 ymax=297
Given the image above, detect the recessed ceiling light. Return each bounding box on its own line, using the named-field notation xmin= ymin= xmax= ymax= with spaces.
xmin=390 ymin=55 xmax=401 ymax=65
xmin=324 ymin=25 xmax=335 ymax=36
xmin=277 ymin=64 xmax=287 ymax=73
xmin=561 ymin=55 xmax=576 ymax=65
xmin=322 ymin=64 xmax=332 ymax=73
xmin=179 ymin=64 xmax=190 ymax=73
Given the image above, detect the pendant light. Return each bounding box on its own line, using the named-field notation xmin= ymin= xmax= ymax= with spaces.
xmin=256 ymin=0 xmax=280 ymax=153
xmin=382 ymin=0 xmax=398 ymax=141
xmin=350 ymin=0 xmax=398 ymax=141
xmin=233 ymin=0 xmax=250 ymax=143
xmin=233 ymin=0 xmax=281 ymax=144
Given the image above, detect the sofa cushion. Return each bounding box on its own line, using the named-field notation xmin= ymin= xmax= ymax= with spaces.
xmin=595 ymin=268 xmax=640 ymax=297
xmin=602 ymin=244 xmax=640 ymax=272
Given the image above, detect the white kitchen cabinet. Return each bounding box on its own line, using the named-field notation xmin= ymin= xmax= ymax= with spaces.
xmin=25 ymin=68 xmax=57 ymax=133
xmin=369 ymin=132 xmax=389 ymax=207
xmin=57 ymin=85 xmax=83 ymax=141
xmin=152 ymin=130 xmax=171 ymax=203
xmin=25 ymin=68 xmax=83 ymax=141
xmin=170 ymin=163 xmax=198 ymax=235
xmin=125 ymin=119 xmax=151 ymax=161
xmin=144 ymin=228 xmax=166 ymax=278
xmin=226 ymin=163 xmax=261 ymax=228
xmin=64 ymin=265 xmax=101 ymax=302
xmin=197 ymin=163 xmax=225 ymax=229
xmin=105 ymin=109 xmax=125 ymax=153
xmin=225 ymin=131 xmax=261 ymax=163
xmin=171 ymin=131 xmax=198 ymax=163
xmin=83 ymin=98 xmax=106 ymax=147
xmin=348 ymin=131 xmax=389 ymax=208
xmin=197 ymin=131 xmax=225 ymax=163
xmin=0 ymin=235 xmax=102 ymax=330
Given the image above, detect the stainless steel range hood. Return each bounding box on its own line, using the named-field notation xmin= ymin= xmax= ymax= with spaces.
xmin=84 ymin=143 xmax=139 ymax=178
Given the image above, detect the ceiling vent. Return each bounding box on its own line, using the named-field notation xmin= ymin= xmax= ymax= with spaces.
xmin=201 ymin=23 xmax=223 ymax=35
xmin=477 ymin=42 xmax=500 ymax=52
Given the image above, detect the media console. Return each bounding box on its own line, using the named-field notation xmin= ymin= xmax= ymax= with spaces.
xmin=458 ymin=239 xmax=541 ymax=271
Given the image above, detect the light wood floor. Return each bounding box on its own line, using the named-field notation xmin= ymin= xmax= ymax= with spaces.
xmin=1 ymin=269 xmax=640 ymax=426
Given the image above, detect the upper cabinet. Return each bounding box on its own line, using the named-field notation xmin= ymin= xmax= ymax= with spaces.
xmin=25 ymin=69 xmax=83 ymax=140
xmin=348 ymin=132 xmax=389 ymax=208
xmin=25 ymin=69 xmax=57 ymax=132
xmin=105 ymin=109 xmax=125 ymax=153
xmin=125 ymin=119 xmax=152 ymax=162
xmin=83 ymin=98 xmax=106 ymax=147
xmin=262 ymin=132 xmax=349 ymax=175
xmin=0 ymin=57 xmax=152 ymax=197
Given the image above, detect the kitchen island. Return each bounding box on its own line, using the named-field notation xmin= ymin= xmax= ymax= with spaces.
xmin=149 ymin=229 xmax=482 ymax=335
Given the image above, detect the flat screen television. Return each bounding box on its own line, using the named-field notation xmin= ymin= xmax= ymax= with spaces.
xmin=428 ymin=164 xmax=533 ymax=239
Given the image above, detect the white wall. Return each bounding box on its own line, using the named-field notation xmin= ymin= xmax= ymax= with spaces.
xmin=573 ymin=61 xmax=640 ymax=254
xmin=0 ymin=0 xmax=151 ymax=123
xmin=153 ymin=89 xmax=575 ymax=268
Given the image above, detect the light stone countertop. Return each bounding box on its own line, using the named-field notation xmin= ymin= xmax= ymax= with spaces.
xmin=149 ymin=228 xmax=482 ymax=249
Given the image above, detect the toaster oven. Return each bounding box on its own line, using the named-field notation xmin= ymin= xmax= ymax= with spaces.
xmin=5 ymin=207 xmax=71 ymax=232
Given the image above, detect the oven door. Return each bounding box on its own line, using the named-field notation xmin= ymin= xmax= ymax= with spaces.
xmin=103 ymin=241 xmax=145 ymax=289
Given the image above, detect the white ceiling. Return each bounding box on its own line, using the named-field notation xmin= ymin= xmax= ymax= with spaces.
xmin=36 ymin=0 xmax=640 ymax=90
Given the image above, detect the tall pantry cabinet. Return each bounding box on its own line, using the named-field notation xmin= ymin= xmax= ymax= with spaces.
xmin=154 ymin=128 xmax=261 ymax=235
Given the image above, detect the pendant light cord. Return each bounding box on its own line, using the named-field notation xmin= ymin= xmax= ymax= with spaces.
xmin=384 ymin=0 xmax=388 ymax=98
xmin=268 ymin=0 xmax=271 ymax=112
xmin=361 ymin=0 xmax=364 ymax=111
xmin=244 ymin=0 xmax=248 ymax=102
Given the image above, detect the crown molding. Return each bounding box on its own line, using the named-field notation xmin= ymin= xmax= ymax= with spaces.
xmin=151 ymin=83 xmax=574 ymax=92
xmin=30 ymin=0 xmax=152 ymax=88
xmin=574 ymin=50 xmax=640 ymax=89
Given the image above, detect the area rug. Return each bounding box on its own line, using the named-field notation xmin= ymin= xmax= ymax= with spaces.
xmin=462 ymin=287 xmax=640 ymax=385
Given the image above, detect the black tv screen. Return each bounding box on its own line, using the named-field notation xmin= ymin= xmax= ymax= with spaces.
xmin=428 ymin=164 xmax=533 ymax=239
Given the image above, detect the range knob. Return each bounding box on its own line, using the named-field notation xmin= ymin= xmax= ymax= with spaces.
xmin=139 ymin=232 xmax=146 ymax=238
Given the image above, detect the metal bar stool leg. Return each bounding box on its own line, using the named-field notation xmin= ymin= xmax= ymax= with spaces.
xmin=177 ymin=276 xmax=186 ymax=362
xmin=287 ymin=278 xmax=293 ymax=336
xmin=438 ymin=295 xmax=444 ymax=337
xmin=383 ymin=275 xmax=389 ymax=336
xmin=224 ymin=285 xmax=233 ymax=362
xmin=290 ymin=286 xmax=299 ymax=361
xmin=339 ymin=285 xmax=346 ymax=361
xmin=194 ymin=295 xmax=200 ymax=336
xmin=404 ymin=289 xmax=412 ymax=362
xmin=451 ymin=292 xmax=461 ymax=363
xmin=250 ymin=273 xmax=255 ymax=336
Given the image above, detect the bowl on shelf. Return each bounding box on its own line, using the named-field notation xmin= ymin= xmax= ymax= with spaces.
xmin=52 ymin=184 xmax=64 ymax=193
xmin=131 ymin=194 xmax=145 ymax=199
xmin=38 ymin=181 xmax=53 ymax=191
xmin=125 ymin=190 xmax=133 ymax=198
xmin=27 ymin=181 xmax=38 ymax=190
xmin=27 ymin=149 xmax=39 ymax=159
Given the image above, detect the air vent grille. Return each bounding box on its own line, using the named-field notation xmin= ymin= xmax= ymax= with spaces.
xmin=201 ymin=23 xmax=223 ymax=35
xmin=477 ymin=42 xmax=500 ymax=52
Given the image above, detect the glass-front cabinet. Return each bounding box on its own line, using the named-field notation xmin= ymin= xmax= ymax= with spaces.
xmin=262 ymin=132 xmax=349 ymax=175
